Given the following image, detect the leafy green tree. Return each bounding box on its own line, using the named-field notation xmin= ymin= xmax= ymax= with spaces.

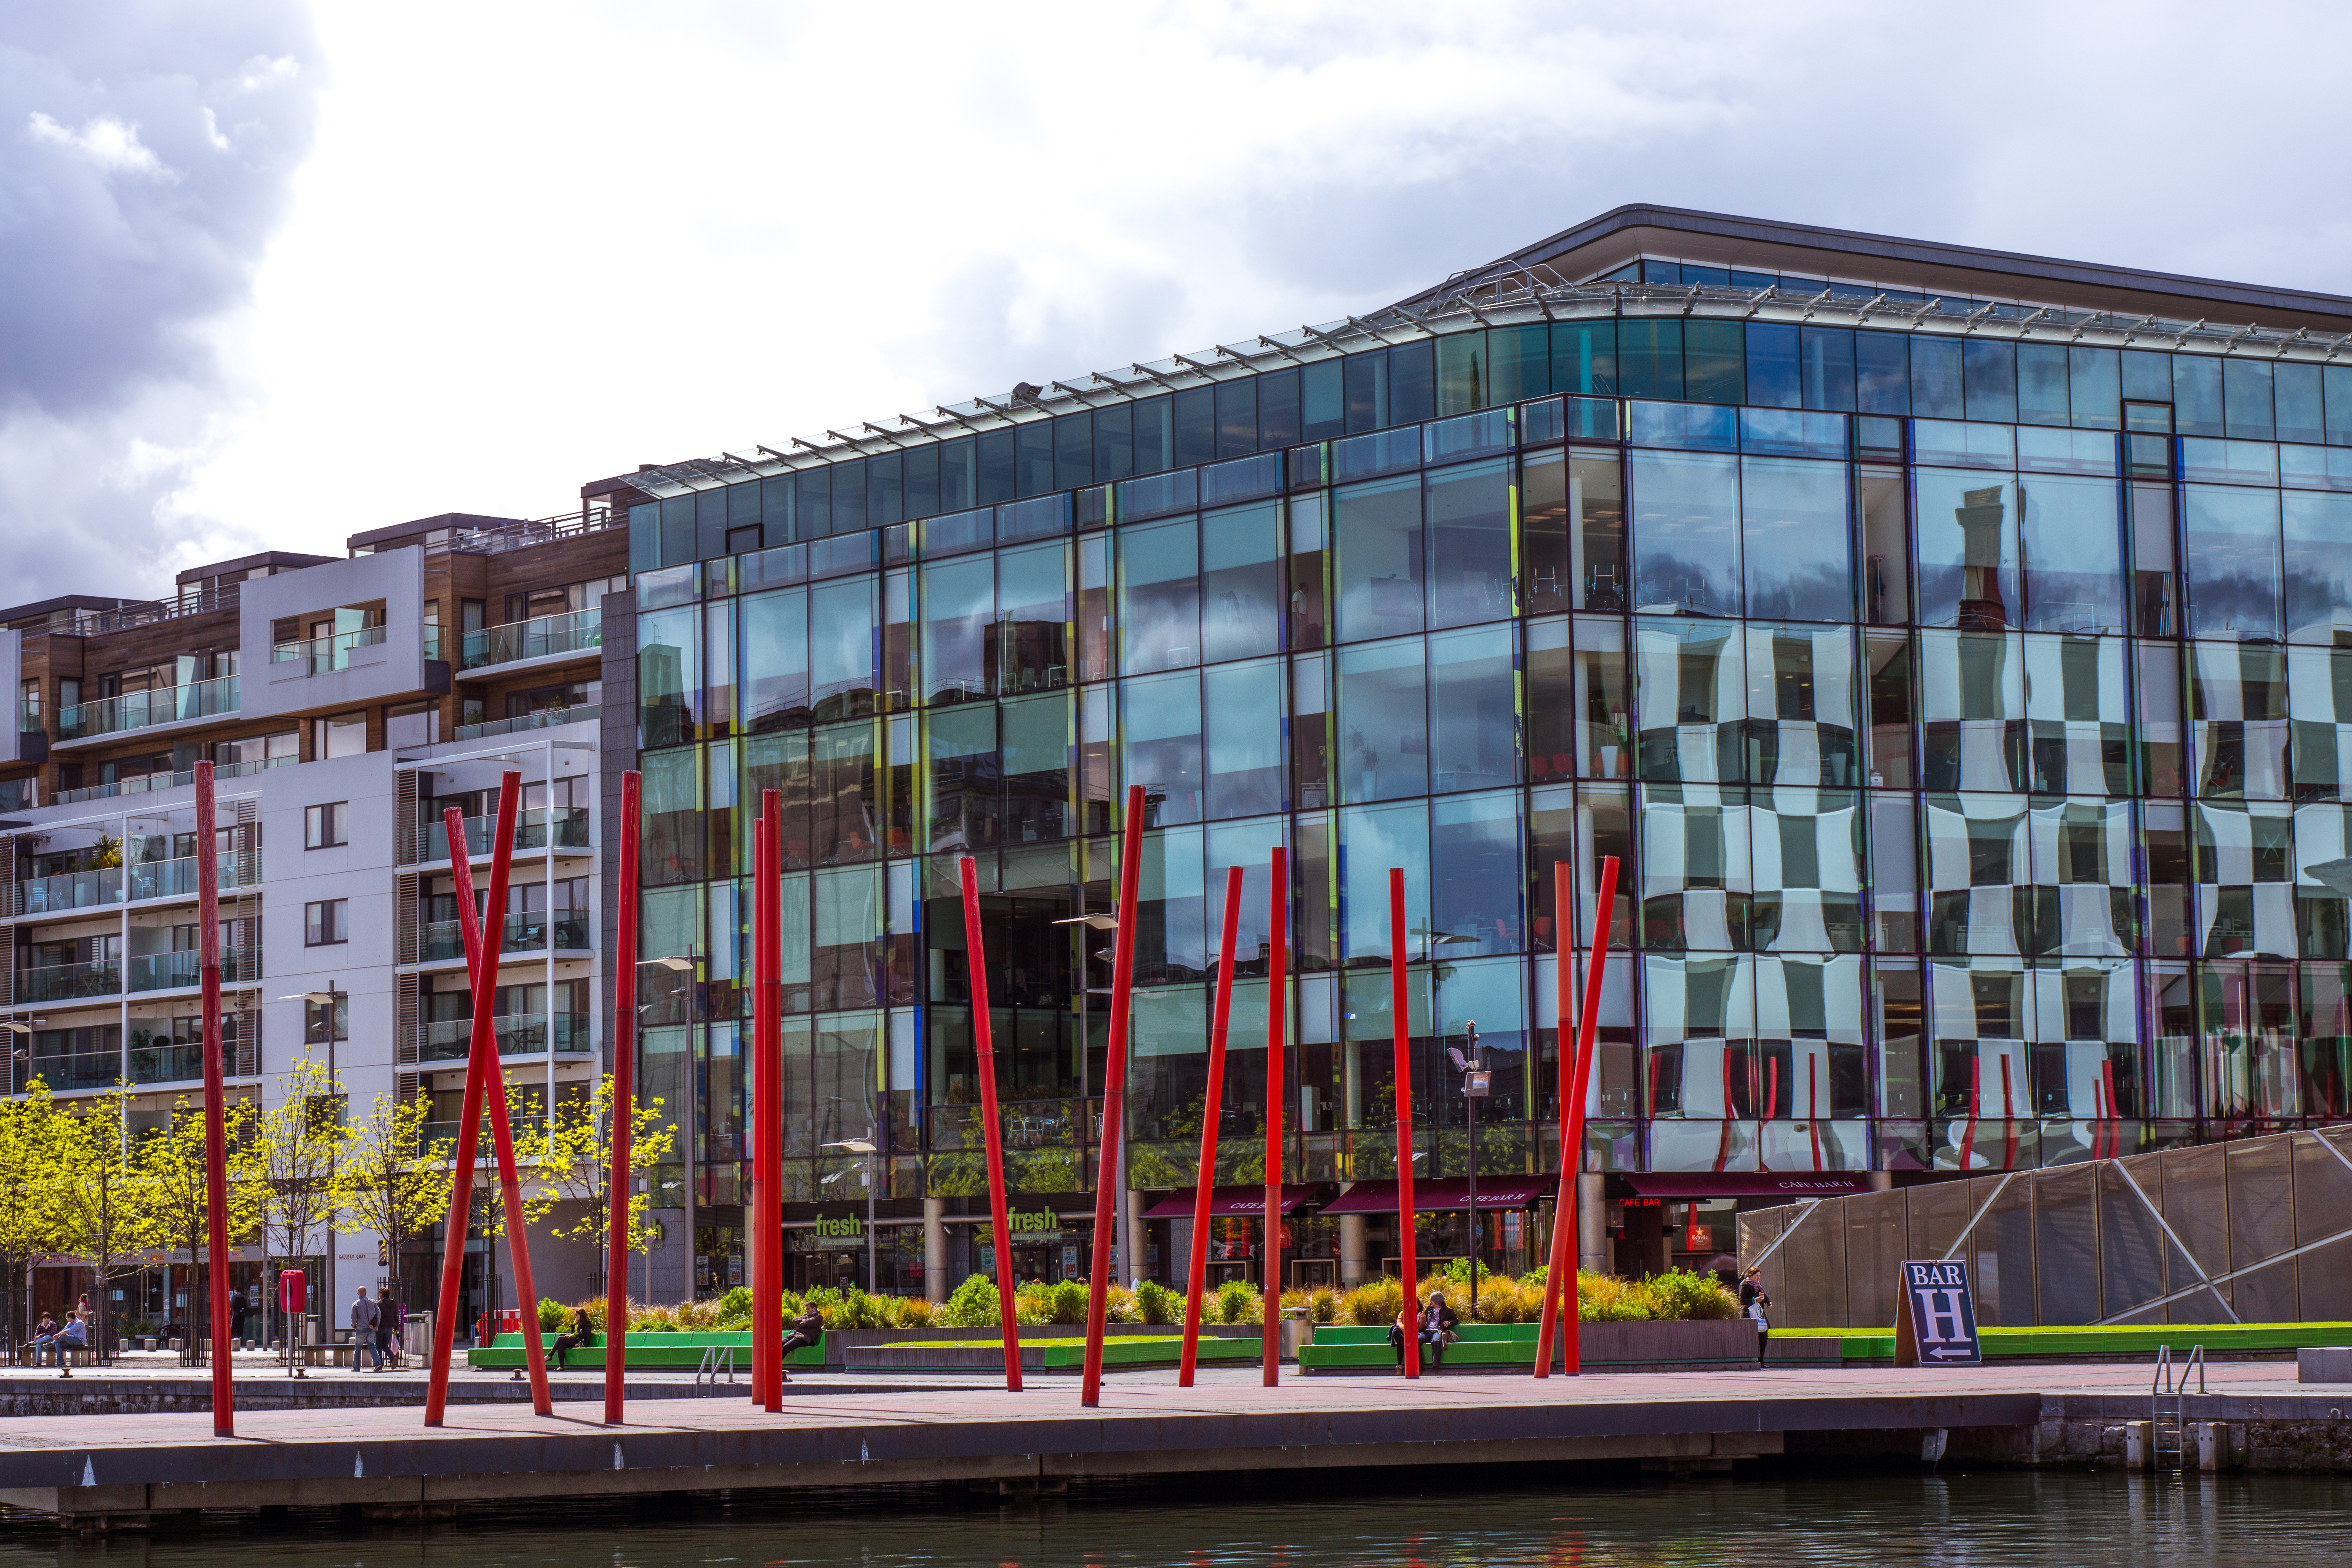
xmin=331 ymin=1090 xmax=453 ymax=1312
xmin=47 ymin=1086 xmax=160 ymax=1361
xmin=135 ymin=1093 xmax=266 ymax=1363
xmin=0 ymin=1085 xmax=75 ymax=1343
xmin=509 ymin=1074 xmax=676 ymax=1294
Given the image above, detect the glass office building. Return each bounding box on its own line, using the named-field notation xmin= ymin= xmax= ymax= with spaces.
xmin=613 ymin=207 xmax=2352 ymax=1293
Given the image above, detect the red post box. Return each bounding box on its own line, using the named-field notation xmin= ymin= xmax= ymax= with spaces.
xmin=278 ymin=1269 xmax=306 ymax=1316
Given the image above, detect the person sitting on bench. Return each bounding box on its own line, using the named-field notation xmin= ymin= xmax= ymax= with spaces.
xmin=552 ymin=1306 xmax=595 ymax=1371
xmin=777 ymin=1303 xmax=824 ymax=1382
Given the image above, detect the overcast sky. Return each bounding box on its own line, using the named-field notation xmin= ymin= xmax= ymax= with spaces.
xmin=7 ymin=0 xmax=2352 ymax=604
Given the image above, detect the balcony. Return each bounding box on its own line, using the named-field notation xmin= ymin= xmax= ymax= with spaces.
xmin=126 ymin=851 xmax=261 ymax=903
xmin=454 ymin=703 xmax=600 ymax=742
xmin=417 ymin=912 xmax=592 ymax=964
xmin=16 ymin=959 xmax=121 ymax=1002
xmin=16 ymin=867 xmax=122 ymax=915
xmin=23 ymin=1051 xmax=123 ymax=1092
xmin=417 ymin=1012 xmax=592 ymax=1063
xmin=56 ymin=674 xmax=240 ymax=741
xmin=269 ymin=623 xmax=388 ymax=676
xmin=460 ymin=608 xmax=601 ymax=671
xmin=413 ymin=806 xmax=590 ymax=864
xmin=128 ymin=1040 xmax=232 ymax=1085
xmin=51 ymin=753 xmax=293 ymax=807
xmin=127 ymin=947 xmax=260 ymax=994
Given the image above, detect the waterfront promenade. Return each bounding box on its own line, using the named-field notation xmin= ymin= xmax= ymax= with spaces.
xmin=3 ymin=1359 xmax=2345 ymax=1525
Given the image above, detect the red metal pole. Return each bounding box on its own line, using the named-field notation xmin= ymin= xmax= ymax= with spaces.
xmin=1180 ymin=866 xmax=1244 ymax=1387
xmin=1080 ymin=783 xmax=1146 ymax=1407
xmin=958 ymin=855 xmax=1022 ymax=1392
xmin=749 ymin=810 xmax=770 ymax=1407
xmin=1390 ymin=867 xmax=1419 ymax=1380
xmin=1262 ymin=845 xmax=1287 ymax=1388
xmin=1535 ymin=855 xmax=1618 ymax=1378
xmin=757 ymin=790 xmax=785 ymax=1410
xmin=426 ymin=788 xmax=506 ymax=1424
xmin=604 ymin=769 xmax=641 ymax=1425
xmin=450 ymin=773 xmax=553 ymax=1416
xmin=193 ymin=762 xmax=234 ymax=1436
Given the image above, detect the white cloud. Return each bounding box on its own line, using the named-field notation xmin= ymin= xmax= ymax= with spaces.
xmin=26 ymin=111 xmax=178 ymax=181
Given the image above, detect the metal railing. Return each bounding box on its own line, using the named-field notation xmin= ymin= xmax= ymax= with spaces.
xmin=413 ymin=806 xmax=591 ymax=863
xmin=60 ymin=586 xmax=240 ymax=637
xmin=440 ymin=505 xmax=621 ymax=559
xmin=269 ymin=624 xmax=387 ymax=674
xmin=56 ymin=675 xmax=240 ymax=740
xmin=417 ymin=1012 xmax=592 ymax=1062
xmin=129 ymin=1041 xmax=228 ymax=1085
xmin=417 ymin=912 xmax=592 ymax=962
xmin=16 ymin=866 xmax=122 ymax=914
xmin=460 ymin=608 xmax=600 ymax=671
xmin=127 ymin=851 xmax=260 ymax=902
xmin=15 ymin=959 xmax=122 ymax=1002
xmin=453 ymin=704 xmax=600 ymax=742
xmin=127 ymin=947 xmax=260 ymax=993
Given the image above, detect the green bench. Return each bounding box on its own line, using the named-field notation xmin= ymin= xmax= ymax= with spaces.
xmin=1299 ymin=1323 xmax=1541 ymax=1372
xmin=466 ymin=1331 xmax=826 ymax=1372
xmin=1786 ymin=1322 xmax=2352 ymax=1362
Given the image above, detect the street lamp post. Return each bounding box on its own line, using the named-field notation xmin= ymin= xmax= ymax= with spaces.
xmin=1457 ymin=1022 xmax=1488 ymax=1317
xmin=821 ymin=1136 xmax=879 ymax=1290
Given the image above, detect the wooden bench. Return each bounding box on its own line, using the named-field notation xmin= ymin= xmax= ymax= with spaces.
xmin=301 ymin=1341 xmax=356 ymax=1368
xmin=12 ymin=1342 xmax=97 ymax=1368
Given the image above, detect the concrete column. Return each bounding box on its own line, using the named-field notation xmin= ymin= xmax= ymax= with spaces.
xmin=1339 ymin=1214 xmax=1367 ymax=1286
xmin=922 ymin=1198 xmax=947 ymax=1303
xmin=1577 ymin=1172 xmax=1609 ymax=1276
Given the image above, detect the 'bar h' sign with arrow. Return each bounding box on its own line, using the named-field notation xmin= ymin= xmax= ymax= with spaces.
xmin=1893 ymin=1259 xmax=1982 ymax=1367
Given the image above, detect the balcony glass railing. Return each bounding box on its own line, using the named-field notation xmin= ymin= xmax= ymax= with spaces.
xmin=17 ymin=866 xmax=122 ymax=914
xmin=56 ymin=674 xmax=239 ymax=740
xmin=24 ymin=1052 xmax=123 ymax=1092
xmin=128 ymin=1041 xmax=228 ymax=1085
xmin=127 ymin=851 xmax=260 ymax=903
xmin=454 ymin=703 xmax=600 ymax=742
xmin=418 ymin=912 xmax=592 ymax=962
xmin=418 ymin=1012 xmax=592 ymax=1062
xmin=51 ymin=753 xmax=292 ymax=807
xmin=16 ymin=959 xmax=122 ymax=1002
xmin=127 ymin=947 xmax=259 ymax=993
xmin=269 ymin=624 xmax=387 ymax=675
xmin=460 ymin=608 xmax=600 ymax=671
xmin=414 ymin=806 xmax=591 ymax=863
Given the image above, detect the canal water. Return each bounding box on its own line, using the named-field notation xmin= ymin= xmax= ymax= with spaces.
xmin=4 ymin=1471 xmax=2347 ymax=1564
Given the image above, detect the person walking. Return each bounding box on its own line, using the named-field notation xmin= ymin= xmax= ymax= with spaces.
xmin=1738 ymin=1265 xmax=1771 ymax=1364
xmin=376 ymin=1287 xmax=403 ymax=1370
xmin=349 ymin=1286 xmax=381 ymax=1372
xmin=1420 ymin=1290 xmax=1459 ymax=1371
xmin=777 ymin=1301 xmax=824 ymax=1383
xmin=552 ymin=1305 xmax=596 ymax=1371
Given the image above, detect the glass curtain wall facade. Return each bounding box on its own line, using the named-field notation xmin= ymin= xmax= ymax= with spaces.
xmin=630 ymin=292 xmax=2352 ymax=1283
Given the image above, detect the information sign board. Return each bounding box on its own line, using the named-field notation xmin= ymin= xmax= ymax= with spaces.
xmin=1893 ymin=1258 xmax=1982 ymax=1367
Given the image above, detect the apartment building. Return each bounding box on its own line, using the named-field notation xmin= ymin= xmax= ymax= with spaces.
xmin=0 ymin=503 xmax=632 ymax=1332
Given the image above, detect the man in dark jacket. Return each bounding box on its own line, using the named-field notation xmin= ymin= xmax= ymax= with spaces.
xmin=777 ymin=1303 xmax=824 ymax=1383
xmin=1419 ymin=1290 xmax=1459 ymax=1370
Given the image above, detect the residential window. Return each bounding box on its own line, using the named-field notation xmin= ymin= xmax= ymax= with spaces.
xmin=385 ymin=703 xmax=439 ymax=748
xmin=305 ymin=802 xmax=349 ymax=849
xmin=305 ymin=898 xmax=350 ymax=946
xmin=305 ymin=994 xmax=350 ymax=1044
xmin=312 ymin=711 xmax=368 ymax=759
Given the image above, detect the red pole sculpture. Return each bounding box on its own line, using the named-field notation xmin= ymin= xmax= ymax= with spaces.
xmin=1534 ymin=855 xmax=1618 ymax=1378
xmin=1262 ymin=845 xmax=1287 ymax=1388
xmin=1390 ymin=866 xmax=1419 ymax=1379
xmin=604 ymin=769 xmax=641 ymax=1425
xmin=749 ymin=809 xmax=771 ymax=1407
xmin=193 ymin=762 xmax=234 ymax=1436
xmin=1080 ymin=783 xmax=1146 ymax=1407
xmin=755 ymin=790 xmax=785 ymax=1411
xmin=452 ymin=775 xmax=553 ymax=1416
xmin=958 ymin=855 xmax=1023 ymax=1392
xmin=1180 ymin=866 xmax=1244 ymax=1387
xmin=426 ymin=773 xmax=547 ymax=1422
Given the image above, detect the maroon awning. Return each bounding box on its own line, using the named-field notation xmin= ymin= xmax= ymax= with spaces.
xmin=1621 ymin=1172 xmax=1873 ymax=1199
xmin=1141 ymin=1184 xmax=1320 ymax=1219
xmin=1319 ymin=1176 xmax=1558 ymax=1215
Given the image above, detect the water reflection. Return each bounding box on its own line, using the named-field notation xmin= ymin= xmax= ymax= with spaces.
xmin=5 ymin=1473 xmax=2347 ymax=1566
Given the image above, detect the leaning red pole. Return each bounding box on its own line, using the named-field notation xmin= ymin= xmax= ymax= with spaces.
xmin=1535 ymin=855 xmax=1618 ymax=1378
xmin=1180 ymin=866 xmax=1245 ymax=1387
xmin=449 ymin=775 xmax=554 ymax=1416
xmin=1261 ymin=845 xmax=1287 ymax=1388
xmin=1080 ymin=784 xmax=1147 ymax=1407
xmin=755 ymin=790 xmax=785 ymax=1411
xmin=603 ymin=769 xmax=641 ymax=1425
xmin=957 ymin=855 xmax=1022 ymax=1392
xmin=193 ymin=762 xmax=234 ymax=1436
xmin=1390 ymin=867 xmax=1419 ymax=1379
